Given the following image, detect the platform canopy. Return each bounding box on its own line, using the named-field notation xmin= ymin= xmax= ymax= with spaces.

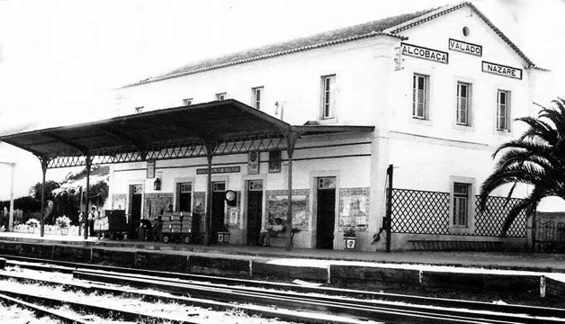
xmin=0 ymin=99 xmax=374 ymax=168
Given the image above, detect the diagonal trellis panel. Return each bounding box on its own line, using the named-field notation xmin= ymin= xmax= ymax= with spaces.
xmin=473 ymin=196 xmax=527 ymax=238
xmin=390 ymin=188 xmax=527 ymax=238
xmin=391 ymin=189 xmax=450 ymax=234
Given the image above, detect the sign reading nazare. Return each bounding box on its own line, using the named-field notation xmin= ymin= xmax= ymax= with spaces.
xmin=448 ymin=38 xmax=482 ymax=56
xmin=482 ymin=61 xmax=523 ymax=80
xmin=401 ymin=43 xmax=448 ymax=64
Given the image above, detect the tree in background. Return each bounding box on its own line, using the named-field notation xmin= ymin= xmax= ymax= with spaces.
xmin=0 ymin=166 xmax=109 ymax=226
xmin=478 ymin=98 xmax=565 ymax=236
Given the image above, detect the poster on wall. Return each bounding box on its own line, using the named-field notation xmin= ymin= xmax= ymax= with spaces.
xmin=143 ymin=193 xmax=174 ymax=220
xmin=112 ymin=194 xmax=127 ymax=210
xmin=193 ymin=192 xmax=206 ymax=215
xmin=266 ymin=192 xmax=309 ymax=230
xmin=339 ymin=188 xmax=369 ymax=231
xmin=146 ymin=160 xmax=156 ymax=179
xmin=248 ymin=151 xmax=260 ymax=175
xmin=229 ymin=207 xmax=239 ymax=225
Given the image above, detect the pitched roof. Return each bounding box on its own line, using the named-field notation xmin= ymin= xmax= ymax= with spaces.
xmin=123 ymin=2 xmax=535 ymax=88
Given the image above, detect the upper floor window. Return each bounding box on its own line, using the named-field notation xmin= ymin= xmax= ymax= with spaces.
xmin=216 ymin=92 xmax=227 ymax=101
xmin=182 ymin=98 xmax=193 ymax=106
xmin=453 ymin=182 xmax=470 ymax=227
xmin=412 ymin=74 xmax=429 ymax=119
xmin=497 ymin=90 xmax=511 ymax=131
xmin=321 ymin=75 xmax=336 ymax=119
xmin=252 ymin=86 xmax=263 ymax=110
xmin=456 ymin=82 xmax=472 ymax=126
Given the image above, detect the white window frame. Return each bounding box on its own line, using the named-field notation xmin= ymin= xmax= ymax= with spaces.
xmin=216 ymin=92 xmax=227 ymax=101
xmin=456 ymin=81 xmax=472 ymax=126
xmin=412 ymin=73 xmax=429 ymax=119
xmin=251 ymin=86 xmax=263 ymax=110
xmin=452 ymin=182 xmax=470 ymax=227
xmin=497 ymin=89 xmax=511 ymax=131
xmin=182 ymin=98 xmax=193 ymax=106
xmin=320 ymin=74 xmax=336 ymax=119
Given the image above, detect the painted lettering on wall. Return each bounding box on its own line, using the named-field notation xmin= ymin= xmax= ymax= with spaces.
xmin=196 ymin=166 xmax=241 ymax=174
xmin=448 ymin=38 xmax=482 ymax=56
xmin=482 ymin=61 xmax=523 ymax=80
xmin=401 ymin=43 xmax=448 ymax=64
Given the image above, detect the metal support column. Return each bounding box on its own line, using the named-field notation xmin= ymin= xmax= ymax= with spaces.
xmin=84 ymin=155 xmax=92 ymax=239
xmin=38 ymin=157 xmax=48 ymax=237
xmin=8 ymin=162 xmax=14 ymax=232
xmin=0 ymin=161 xmax=16 ymax=231
xmin=204 ymin=142 xmax=216 ymax=246
xmin=285 ymin=131 xmax=298 ymax=250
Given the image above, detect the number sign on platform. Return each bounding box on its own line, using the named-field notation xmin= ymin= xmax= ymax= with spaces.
xmin=482 ymin=61 xmax=523 ymax=80
xmin=448 ymin=38 xmax=482 ymax=57
xmin=401 ymin=43 xmax=448 ymax=64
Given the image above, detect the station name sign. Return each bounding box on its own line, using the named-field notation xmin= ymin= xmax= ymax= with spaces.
xmin=482 ymin=61 xmax=523 ymax=80
xmin=448 ymin=38 xmax=482 ymax=56
xmin=196 ymin=166 xmax=241 ymax=175
xmin=401 ymin=43 xmax=448 ymax=64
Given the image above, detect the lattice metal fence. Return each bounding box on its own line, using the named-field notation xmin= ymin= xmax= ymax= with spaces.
xmin=390 ymin=189 xmax=450 ymax=234
xmin=391 ymin=188 xmax=527 ymax=238
xmin=473 ymin=196 xmax=527 ymax=238
xmin=536 ymin=220 xmax=565 ymax=242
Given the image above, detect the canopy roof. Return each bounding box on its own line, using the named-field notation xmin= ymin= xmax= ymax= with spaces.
xmin=0 ymin=100 xmax=373 ymax=168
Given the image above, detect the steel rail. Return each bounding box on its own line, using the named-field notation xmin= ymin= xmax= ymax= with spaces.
xmin=4 ymin=255 xmax=565 ymax=319
xmin=0 ymin=286 xmax=197 ymax=324
xmin=0 ymin=271 xmax=372 ymax=324
xmin=0 ymin=292 xmax=87 ymax=324
xmin=74 ymin=269 xmax=565 ymax=324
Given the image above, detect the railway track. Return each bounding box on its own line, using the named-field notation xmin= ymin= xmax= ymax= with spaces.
xmin=2 ymin=255 xmax=565 ymax=324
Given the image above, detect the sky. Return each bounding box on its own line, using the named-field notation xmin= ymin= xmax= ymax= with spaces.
xmin=0 ymin=0 xmax=563 ymax=199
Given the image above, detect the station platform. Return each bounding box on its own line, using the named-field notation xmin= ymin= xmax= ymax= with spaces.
xmin=0 ymin=231 xmax=564 ymax=301
xmin=1 ymin=231 xmax=565 ymax=272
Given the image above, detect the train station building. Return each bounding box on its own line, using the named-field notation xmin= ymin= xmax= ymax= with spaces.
xmin=0 ymin=2 xmax=547 ymax=251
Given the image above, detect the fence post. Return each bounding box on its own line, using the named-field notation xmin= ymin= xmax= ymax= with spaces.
xmin=385 ymin=164 xmax=393 ymax=253
xmin=531 ymin=211 xmax=537 ymax=252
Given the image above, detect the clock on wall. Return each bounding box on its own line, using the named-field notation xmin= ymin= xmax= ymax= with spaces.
xmin=225 ymin=190 xmax=237 ymax=206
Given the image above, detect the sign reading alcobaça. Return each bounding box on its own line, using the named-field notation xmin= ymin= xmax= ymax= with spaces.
xmin=482 ymin=61 xmax=523 ymax=80
xmin=401 ymin=43 xmax=448 ymax=64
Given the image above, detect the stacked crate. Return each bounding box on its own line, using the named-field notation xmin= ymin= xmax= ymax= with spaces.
xmin=161 ymin=212 xmax=191 ymax=233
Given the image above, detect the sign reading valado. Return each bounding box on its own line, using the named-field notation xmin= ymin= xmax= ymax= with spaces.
xmin=482 ymin=61 xmax=522 ymax=80
xmin=448 ymin=38 xmax=482 ymax=56
xmin=196 ymin=166 xmax=241 ymax=175
xmin=401 ymin=43 xmax=448 ymax=64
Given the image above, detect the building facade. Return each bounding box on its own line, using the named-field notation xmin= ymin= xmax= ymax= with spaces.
xmin=109 ymin=3 xmax=544 ymax=250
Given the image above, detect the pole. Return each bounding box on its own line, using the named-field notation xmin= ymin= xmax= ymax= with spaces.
xmin=286 ymin=132 xmax=297 ymax=250
xmin=385 ymin=164 xmax=393 ymax=253
xmin=531 ymin=210 xmax=537 ymax=251
xmin=39 ymin=158 xmax=48 ymax=237
xmin=8 ymin=162 xmax=14 ymax=232
xmin=84 ymin=156 xmax=92 ymax=239
xmin=204 ymin=143 xmax=215 ymax=246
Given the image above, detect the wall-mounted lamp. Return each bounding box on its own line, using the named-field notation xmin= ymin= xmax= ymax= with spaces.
xmin=153 ymin=177 xmax=161 ymax=191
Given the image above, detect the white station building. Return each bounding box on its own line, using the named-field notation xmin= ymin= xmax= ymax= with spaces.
xmin=2 ymin=2 xmax=547 ymax=251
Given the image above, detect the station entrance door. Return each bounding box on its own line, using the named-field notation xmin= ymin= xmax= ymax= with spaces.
xmin=246 ymin=180 xmax=263 ymax=245
xmin=316 ymin=177 xmax=336 ymax=249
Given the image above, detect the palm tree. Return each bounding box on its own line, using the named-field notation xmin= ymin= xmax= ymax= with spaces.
xmin=478 ymin=98 xmax=565 ymax=236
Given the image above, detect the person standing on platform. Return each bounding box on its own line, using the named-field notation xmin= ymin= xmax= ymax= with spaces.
xmin=88 ymin=206 xmax=97 ymax=236
xmin=78 ymin=210 xmax=84 ymax=236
